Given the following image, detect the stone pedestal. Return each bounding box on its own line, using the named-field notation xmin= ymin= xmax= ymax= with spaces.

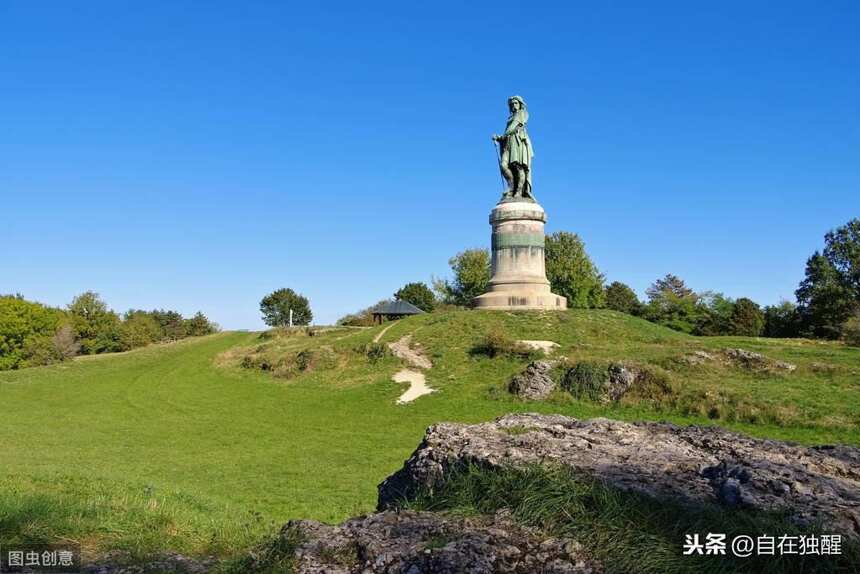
xmin=473 ymin=199 xmax=567 ymax=310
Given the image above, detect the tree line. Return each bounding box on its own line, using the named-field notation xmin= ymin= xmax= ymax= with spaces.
xmin=331 ymin=218 xmax=860 ymax=345
xmin=0 ymin=291 xmax=219 ymax=370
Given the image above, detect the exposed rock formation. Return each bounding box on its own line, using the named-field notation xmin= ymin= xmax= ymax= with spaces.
xmin=508 ymin=360 xmax=556 ymax=399
xmin=378 ymin=413 xmax=860 ymax=538
xmin=604 ymin=363 xmax=637 ymax=401
xmin=272 ymin=510 xmax=600 ymax=574
xmin=723 ymin=348 xmax=796 ymax=372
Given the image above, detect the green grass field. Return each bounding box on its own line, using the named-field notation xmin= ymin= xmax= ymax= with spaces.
xmin=1 ymin=310 xmax=858 ymax=567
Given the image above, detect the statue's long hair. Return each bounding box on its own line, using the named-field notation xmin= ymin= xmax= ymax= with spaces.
xmin=507 ymin=95 xmax=528 ymax=122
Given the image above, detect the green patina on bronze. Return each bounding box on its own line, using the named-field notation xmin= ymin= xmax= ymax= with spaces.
xmin=492 ymin=232 xmax=545 ymax=249
xmin=491 ymin=95 xmax=535 ymax=202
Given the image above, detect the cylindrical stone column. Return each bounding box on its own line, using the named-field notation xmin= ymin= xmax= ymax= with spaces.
xmin=473 ymin=200 xmax=568 ymax=310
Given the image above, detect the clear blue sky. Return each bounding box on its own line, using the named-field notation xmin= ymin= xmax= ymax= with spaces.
xmin=2 ymin=2 xmax=858 ymax=329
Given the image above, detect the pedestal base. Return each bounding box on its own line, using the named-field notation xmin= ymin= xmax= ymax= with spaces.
xmin=473 ymin=289 xmax=567 ymax=310
xmin=473 ymin=198 xmax=568 ymax=311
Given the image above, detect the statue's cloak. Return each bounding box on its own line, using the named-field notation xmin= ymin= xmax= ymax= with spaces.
xmin=503 ymin=109 xmax=533 ymax=167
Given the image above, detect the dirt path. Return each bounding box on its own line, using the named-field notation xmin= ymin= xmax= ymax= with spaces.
xmin=372 ymin=323 xmax=396 ymax=344
xmin=387 ymin=335 xmax=434 ymax=403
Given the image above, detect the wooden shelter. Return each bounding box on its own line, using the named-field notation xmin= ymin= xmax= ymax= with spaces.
xmin=372 ymin=300 xmax=425 ymax=324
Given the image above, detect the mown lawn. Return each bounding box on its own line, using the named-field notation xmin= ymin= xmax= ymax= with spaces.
xmin=1 ymin=310 xmax=858 ymax=565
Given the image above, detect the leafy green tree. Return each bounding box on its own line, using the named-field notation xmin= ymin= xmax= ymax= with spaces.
xmin=763 ymin=301 xmax=800 ymax=338
xmin=118 ymin=312 xmax=162 ymax=351
xmin=436 ymin=249 xmax=491 ymax=307
xmin=823 ymin=218 xmax=860 ymax=294
xmin=642 ymin=274 xmax=701 ymax=334
xmin=604 ymin=281 xmax=641 ymax=315
xmin=394 ymin=282 xmax=436 ymax=312
xmin=795 ymin=219 xmax=860 ymax=339
xmin=729 ymin=297 xmax=765 ymax=336
xmin=796 ymin=253 xmax=855 ymax=339
xmin=67 ymin=291 xmax=121 ymax=354
xmin=545 ymin=232 xmax=605 ymax=308
xmin=0 ymin=295 xmax=67 ymax=370
xmin=260 ymin=288 xmax=312 ymax=327
xmin=693 ymin=293 xmax=735 ymax=336
xmin=149 ymin=309 xmax=186 ymax=340
xmin=646 ymin=274 xmax=695 ymax=300
xmin=184 ymin=312 xmax=218 ymax=336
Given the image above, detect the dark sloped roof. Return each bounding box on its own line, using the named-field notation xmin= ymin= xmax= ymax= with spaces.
xmin=373 ymin=300 xmax=425 ymax=315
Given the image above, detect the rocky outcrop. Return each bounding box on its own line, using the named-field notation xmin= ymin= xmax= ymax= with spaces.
xmin=508 ymin=360 xmax=556 ymax=399
xmin=723 ymin=348 xmax=796 ymax=371
xmin=270 ymin=510 xmax=600 ymax=574
xmin=82 ymin=553 xmax=216 ymax=574
xmin=604 ymin=363 xmax=637 ymax=401
xmin=378 ymin=413 xmax=860 ymax=538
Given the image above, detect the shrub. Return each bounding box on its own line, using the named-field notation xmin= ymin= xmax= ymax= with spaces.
xmin=843 ymin=312 xmax=860 ymax=347
xmin=471 ymin=328 xmax=538 ymax=360
xmin=622 ymin=365 xmax=676 ymax=404
xmin=295 ymin=349 xmax=314 ymax=371
xmin=360 ymin=342 xmax=389 ymax=364
xmin=561 ymin=361 xmax=609 ymax=401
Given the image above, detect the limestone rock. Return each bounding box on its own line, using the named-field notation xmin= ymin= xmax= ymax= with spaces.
xmin=723 ymin=348 xmax=796 ymax=372
xmin=681 ymin=350 xmax=716 ymax=365
xmin=271 ymin=510 xmax=600 ymax=574
xmin=82 ymin=552 xmax=216 ymax=574
xmin=509 ymin=360 xmax=556 ymax=400
xmin=605 ymin=363 xmax=637 ymax=401
xmin=378 ymin=413 xmax=860 ymax=538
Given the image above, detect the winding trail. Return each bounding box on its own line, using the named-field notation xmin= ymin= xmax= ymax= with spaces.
xmin=387 ymin=335 xmax=434 ymax=404
xmin=372 ymin=323 xmax=396 ymax=344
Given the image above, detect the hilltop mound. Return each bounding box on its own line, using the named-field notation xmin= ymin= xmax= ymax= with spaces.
xmin=223 ymin=309 xmax=860 ymax=434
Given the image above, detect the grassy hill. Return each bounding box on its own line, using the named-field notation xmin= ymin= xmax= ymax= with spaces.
xmin=1 ymin=310 xmax=857 ymax=567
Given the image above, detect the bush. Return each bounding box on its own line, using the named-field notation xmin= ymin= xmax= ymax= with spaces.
xmin=561 ymin=361 xmax=609 ymax=401
xmin=360 ymin=342 xmax=389 ymax=364
xmin=843 ymin=312 xmax=860 ymax=347
xmin=295 ymin=349 xmax=315 ymax=371
xmin=471 ymin=328 xmax=538 ymax=360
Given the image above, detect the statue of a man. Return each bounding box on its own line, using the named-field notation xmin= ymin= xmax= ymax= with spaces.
xmin=492 ymin=95 xmax=534 ymax=200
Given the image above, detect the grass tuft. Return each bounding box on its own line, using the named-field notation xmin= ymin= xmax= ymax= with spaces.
xmin=399 ymin=463 xmax=860 ymax=574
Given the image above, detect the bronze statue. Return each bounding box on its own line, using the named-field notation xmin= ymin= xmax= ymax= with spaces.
xmin=492 ymin=95 xmax=534 ymax=200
